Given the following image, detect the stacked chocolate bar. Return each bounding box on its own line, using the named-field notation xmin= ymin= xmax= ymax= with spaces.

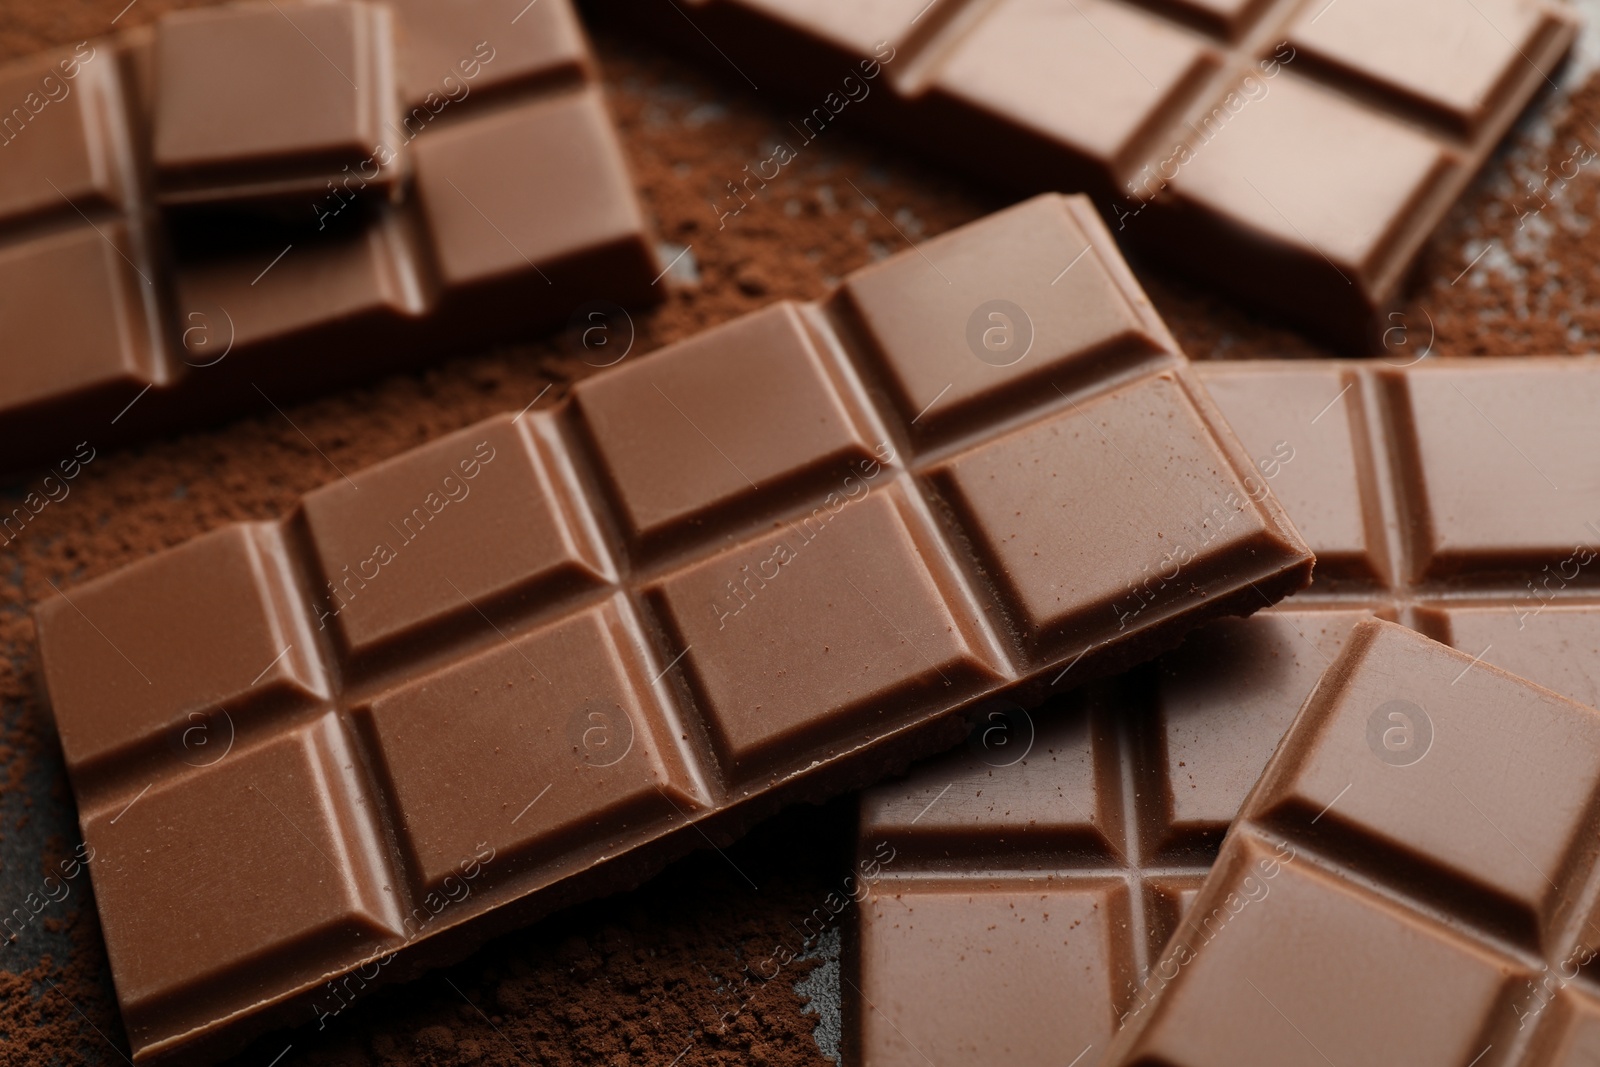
xmin=17 ymin=0 xmax=1600 ymax=1064
xmin=0 ymin=0 xmax=658 ymax=469
xmin=849 ymin=357 xmax=1600 ymax=1065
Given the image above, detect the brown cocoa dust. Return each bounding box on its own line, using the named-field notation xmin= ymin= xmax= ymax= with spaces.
xmin=1 ymin=1 xmax=1597 ymax=1064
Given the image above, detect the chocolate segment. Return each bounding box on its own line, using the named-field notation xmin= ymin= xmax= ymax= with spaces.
xmin=34 ymin=523 xmax=329 ymax=778
xmin=930 ymin=374 xmax=1290 ymax=657
xmin=300 ymin=415 xmax=612 ymax=657
xmin=0 ymin=47 xmax=130 ymax=226
xmin=357 ymin=598 xmax=700 ymax=891
xmin=410 ymin=90 xmax=653 ymax=316
xmin=87 ymin=714 xmax=400 ymax=1047
xmin=651 ymin=486 xmax=1001 ymax=775
xmin=835 ymin=193 xmax=1171 ymax=433
xmin=621 ymin=0 xmax=1576 ymax=347
xmin=0 ymin=0 xmax=657 ymax=472
xmin=1107 ymin=620 xmax=1600 ymax=1067
xmin=0 ymin=223 xmax=161 ymax=421
xmin=151 ymin=1 xmax=403 ymax=207
xmin=385 ymin=0 xmax=588 ymax=108
xmin=33 ymin=194 xmax=1313 ymax=1065
xmin=1386 ymin=362 xmax=1600 ymax=580
xmin=849 ymin=356 xmax=1600 ymax=1066
xmin=572 ymin=303 xmax=880 ymax=547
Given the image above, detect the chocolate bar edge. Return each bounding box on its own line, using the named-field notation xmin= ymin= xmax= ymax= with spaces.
xmin=99 ymin=547 xmax=1304 ymax=1067
xmin=588 ymin=0 xmax=1579 ymax=352
xmin=34 ymin=189 xmax=1319 ymax=1063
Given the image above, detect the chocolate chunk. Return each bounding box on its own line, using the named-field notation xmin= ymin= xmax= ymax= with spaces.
xmin=301 ymin=415 xmax=610 ymax=657
xmin=152 ymin=2 xmax=403 ymax=207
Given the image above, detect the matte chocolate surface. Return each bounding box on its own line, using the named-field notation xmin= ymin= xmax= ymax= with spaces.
xmin=0 ymin=0 xmax=657 ymax=471
xmin=32 ymin=194 xmax=1312 ymax=1064
xmin=625 ymin=0 xmax=1577 ymax=347
xmin=1106 ymin=619 xmax=1600 ymax=1066
xmin=848 ymin=356 xmax=1600 ymax=1066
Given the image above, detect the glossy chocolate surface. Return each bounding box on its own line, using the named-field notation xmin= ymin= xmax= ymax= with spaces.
xmin=849 ymin=356 xmax=1600 ymax=1066
xmin=33 ymin=194 xmax=1312 ymax=1064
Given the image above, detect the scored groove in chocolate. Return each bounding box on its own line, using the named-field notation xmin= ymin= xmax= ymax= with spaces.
xmin=0 ymin=0 xmax=658 ymax=471
xmin=632 ymin=0 xmax=1576 ymax=346
xmin=32 ymin=193 xmax=1313 ymax=1065
xmin=1106 ymin=620 xmax=1600 ymax=1067
xmin=849 ymin=355 xmax=1600 ymax=1067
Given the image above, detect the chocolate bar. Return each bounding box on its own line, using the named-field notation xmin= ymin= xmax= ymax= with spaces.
xmin=31 ymin=194 xmax=1312 ymax=1064
xmin=622 ymin=0 xmax=1578 ymax=347
xmin=1106 ymin=619 xmax=1600 ymax=1066
xmin=0 ymin=0 xmax=657 ymax=472
xmin=846 ymin=356 xmax=1600 ymax=1065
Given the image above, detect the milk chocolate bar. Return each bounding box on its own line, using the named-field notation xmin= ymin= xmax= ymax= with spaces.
xmin=31 ymin=194 xmax=1312 ymax=1064
xmin=1107 ymin=619 xmax=1600 ymax=1066
xmin=0 ymin=0 xmax=657 ymax=471
xmin=627 ymin=0 xmax=1578 ymax=347
xmin=847 ymin=356 xmax=1600 ymax=1066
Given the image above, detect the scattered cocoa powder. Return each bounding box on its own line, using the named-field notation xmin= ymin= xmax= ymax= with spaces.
xmin=4 ymin=1 xmax=1600 ymax=1063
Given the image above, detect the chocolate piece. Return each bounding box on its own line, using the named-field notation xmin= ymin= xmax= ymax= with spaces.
xmin=0 ymin=0 xmax=656 ymax=472
xmin=1185 ymin=358 xmax=1600 ymax=717
xmin=622 ymin=0 xmax=1577 ymax=347
xmin=33 ymin=194 xmax=1312 ymax=1065
xmin=0 ymin=223 xmax=161 ymax=424
xmin=0 ymin=45 xmax=131 ymax=227
xmin=152 ymin=1 xmax=403 ymax=207
xmin=1106 ymin=619 xmax=1600 ymax=1066
xmin=847 ymin=356 xmax=1600 ymax=1066
xmin=385 ymin=0 xmax=589 ymax=107
xmin=88 ymin=713 xmax=399 ymax=1044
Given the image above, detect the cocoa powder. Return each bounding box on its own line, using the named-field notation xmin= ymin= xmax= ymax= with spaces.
xmin=3 ymin=2 xmax=1599 ymax=1064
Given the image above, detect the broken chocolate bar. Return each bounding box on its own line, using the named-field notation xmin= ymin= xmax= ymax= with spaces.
xmin=846 ymin=355 xmax=1600 ymax=1066
xmin=1107 ymin=619 xmax=1600 ymax=1066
